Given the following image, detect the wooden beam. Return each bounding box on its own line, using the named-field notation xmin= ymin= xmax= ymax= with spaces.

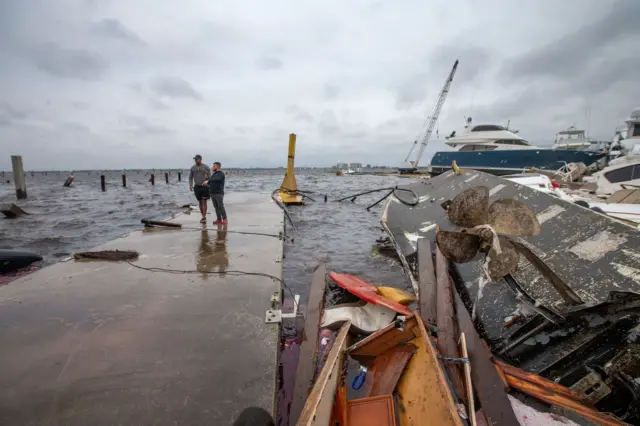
xmin=454 ymin=290 xmax=520 ymax=426
xmin=417 ymin=238 xmax=437 ymax=325
xmin=348 ymin=315 xmax=418 ymax=358
xmin=290 ymin=263 xmax=328 ymax=425
xmin=361 ymin=344 xmax=416 ymax=397
xmin=501 ymin=372 xmax=627 ymax=426
xmin=494 ymin=360 xmax=593 ymax=407
xmin=434 ymin=244 xmax=466 ymax=401
xmin=297 ymin=321 xmax=350 ymax=426
xmin=459 ymin=333 xmax=477 ymax=426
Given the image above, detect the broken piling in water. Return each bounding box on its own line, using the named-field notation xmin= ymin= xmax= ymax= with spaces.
xmin=11 ymin=155 xmax=26 ymax=199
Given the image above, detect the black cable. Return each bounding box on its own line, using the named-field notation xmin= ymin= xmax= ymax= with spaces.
xmin=335 ymin=186 xmax=419 ymax=211
xmin=271 ymin=188 xmax=299 ymax=236
xmin=178 ymin=226 xmax=285 ymax=240
xmin=125 ymin=261 xmax=299 ymax=310
xmin=279 ymin=186 xmax=316 ymax=202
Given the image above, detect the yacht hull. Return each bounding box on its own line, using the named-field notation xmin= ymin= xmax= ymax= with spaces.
xmin=429 ymin=149 xmax=605 ymax=176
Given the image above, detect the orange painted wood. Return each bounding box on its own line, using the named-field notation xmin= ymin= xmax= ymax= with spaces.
xmin=494 ymin=360 xmax=593 ymax=406
xmin=329 ymin=272 xmax=412 ymax=315
xmin=502 ymin=373 xmax=627 ymax=426
xmin=347 ymin=395 xmax=396 ymax=426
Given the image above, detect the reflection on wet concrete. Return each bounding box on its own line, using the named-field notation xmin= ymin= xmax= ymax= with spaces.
xmin=197 ymin=225 xmax=229 ymax=277
xmin=0 ymin=193 xmax=283 ymax=425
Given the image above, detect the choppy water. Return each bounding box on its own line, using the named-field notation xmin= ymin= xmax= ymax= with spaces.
xmin=1 ymin=168 xmax=418 ymax=424
xmin=0 ymin=169 xmax=415 ymax=290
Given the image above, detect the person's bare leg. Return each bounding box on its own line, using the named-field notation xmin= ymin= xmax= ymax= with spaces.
xmin=199 ymin=199 xmax=208 ymax=219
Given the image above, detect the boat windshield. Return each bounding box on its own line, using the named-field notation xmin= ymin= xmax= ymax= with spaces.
xmin=471 ymin=125 xmax=505 ymax=131
xmin=605 ymin=164 xmax=640 ymax=183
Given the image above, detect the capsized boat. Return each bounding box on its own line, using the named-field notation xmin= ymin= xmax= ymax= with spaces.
xmin=381 ymin=169 xmax=640 ymax=423
xmin=0 ymin=249 xmax=42 ymax=274
xmin=429 ymin=118 xmax=605 ymax=176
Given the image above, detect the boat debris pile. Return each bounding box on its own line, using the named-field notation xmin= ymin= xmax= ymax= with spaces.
xmin=368 ymin=169 xmax=640 ymax=425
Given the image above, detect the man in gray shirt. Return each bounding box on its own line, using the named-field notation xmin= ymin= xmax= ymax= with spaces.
xmin=189 ymin=155 xmax=211 ymax=224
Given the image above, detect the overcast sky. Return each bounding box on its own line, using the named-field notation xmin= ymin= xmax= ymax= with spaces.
xmin=1 ymin=0 xmax=638 ymax=170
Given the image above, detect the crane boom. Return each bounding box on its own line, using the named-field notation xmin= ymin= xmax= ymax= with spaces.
xmin=400 ymin=59 xmax=458 ymax=172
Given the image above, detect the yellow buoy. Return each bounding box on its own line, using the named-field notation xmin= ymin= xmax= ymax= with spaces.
xmin=278 ymin=133 xmax=304 ymax=205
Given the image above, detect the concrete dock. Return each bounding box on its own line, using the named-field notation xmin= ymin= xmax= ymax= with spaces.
xmin=0 ymin=193 xmax=283 ymax=425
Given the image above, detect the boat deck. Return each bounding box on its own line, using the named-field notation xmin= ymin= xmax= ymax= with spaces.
xmin=0 ymin=193 xmax=283 ymax=425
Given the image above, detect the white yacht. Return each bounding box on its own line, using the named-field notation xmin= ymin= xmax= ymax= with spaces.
xmin=443 ymin=117 xmax=537 ymax=152
xmin=429 ymin=117 xmax=605 ymax=175
xmin=609 ymin=107 xmax=640 ymax=159
xmin=553 ymin=126 xmax=591 ymax=150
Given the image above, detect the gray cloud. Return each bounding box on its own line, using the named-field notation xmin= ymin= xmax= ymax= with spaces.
xmin=90 ymin=18 xmax=145 ymax=45
xmin=121 ymin=115 xmax=172 ymax=135
xmin=394 ymin=73 xmax=428 ymax=110
xmin=0 ymin=0 xmax=637 ymax=169
xmin=502 ymin=0 xmax=640 ymax=81
xmin=256 ymin=56 xmax=283 ymax=70
xmin=150 ymin=77 xmax=204 ymax=101
xmin=31 ymin=43 xmax=109 ymax=80
xmin=286 ymin=105 xmax=313 ymax=123
xmin=324 ymin=83 xmax=341 ymax=99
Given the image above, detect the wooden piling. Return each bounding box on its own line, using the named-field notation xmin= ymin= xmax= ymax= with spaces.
xmin=63 ymin=175 xmax=74 ymax=187
xmin=165 ymin=172 xmax=169 ymax=184
xmin=122 ymin=174 xmax=127 ymax=187
xmin=100 ymin=175 xmax=106 ymax=191
xmin=11 ymin=155 xmax=26 ymax=199
xmin=150 ymin=174 xmax=155 ymax=186
xmin=178 ymin=172 xmax=182 ymax=182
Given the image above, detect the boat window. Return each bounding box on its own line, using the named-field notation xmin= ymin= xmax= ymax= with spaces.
xmin=605 ymin=165 xmax=640 ymax=183
xmin=494 ymin=139 xmax=529 ymax=146
xmin=459 ymin=145 xmax=498 ymax=152
xmin=633 ymin=124 xmax=640 ymax=137
xmin=471 ymin=125 xmax=505 ymax=131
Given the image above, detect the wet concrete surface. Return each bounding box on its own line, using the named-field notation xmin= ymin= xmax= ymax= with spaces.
xmin=0 ymin=193 xmax=283 ymax=425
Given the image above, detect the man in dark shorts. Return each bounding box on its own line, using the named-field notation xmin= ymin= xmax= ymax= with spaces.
xmin=189 ymin=155 xmax=211 ymax=224
xmin=204 ymin=161 xmax=227 ymax=224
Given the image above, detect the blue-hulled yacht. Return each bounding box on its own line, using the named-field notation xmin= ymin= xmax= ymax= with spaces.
xmin=428 ymin=117 xmax=605 ymax=176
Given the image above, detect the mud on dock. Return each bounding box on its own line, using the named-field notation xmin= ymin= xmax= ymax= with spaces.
xmin=0 ymin=193 xmax=283 ymax=425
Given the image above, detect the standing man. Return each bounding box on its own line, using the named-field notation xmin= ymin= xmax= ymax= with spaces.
xmin=205 ymin=162 xmax=227 ymax=224
xmin=189 ymin=155 xmax=211 ymax=224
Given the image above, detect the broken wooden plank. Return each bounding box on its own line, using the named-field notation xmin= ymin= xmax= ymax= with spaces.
xmin=435 ymin=244 xmax=466 ymax=401
xmin=454 ymin=290 xmax=520 ymax=426
xmin=494 ymin=360 xmax=593 ymax=407
xmin=395 ymin=313 xmax=464 ymax=426
xmin=291 ymin=263 xmax=328 ymax=425
xmin=297 ymin=321 xmax=350 ymax=426
xmin=501 ymin=372 xmax=627 ymax=426
xmin=417 ymin=238 xmax=437 ymax=325
xmin=140 ymin=219 xmax=182 ymax=228
xmin=362 ymin=344 xmax=416 ymax=397
xmin=348 ymin=315 xmax=418 ymax=359
xmin=459 ymin=333 xmax=477 ymax=426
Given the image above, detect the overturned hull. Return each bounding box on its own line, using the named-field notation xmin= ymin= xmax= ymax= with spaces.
xmin=381 ymin=170 xmax=640 ymax=422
